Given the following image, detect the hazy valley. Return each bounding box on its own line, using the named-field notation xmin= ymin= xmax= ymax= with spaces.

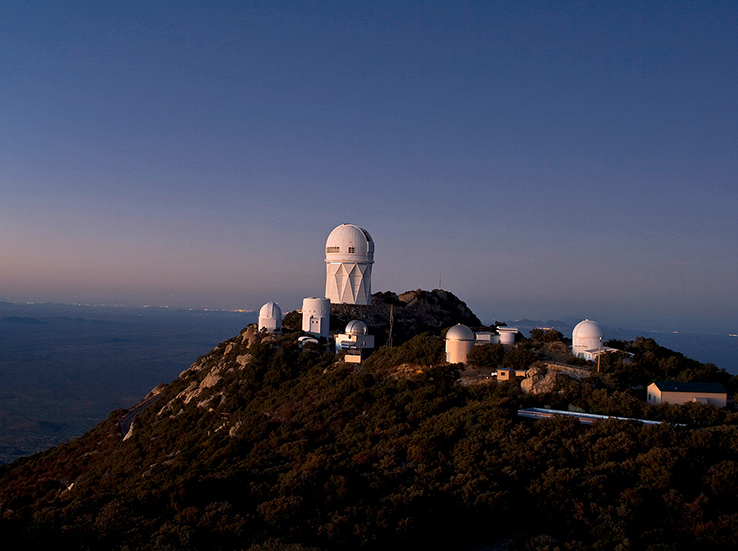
xmin=0 ymin=301 xmax=255 ymax=463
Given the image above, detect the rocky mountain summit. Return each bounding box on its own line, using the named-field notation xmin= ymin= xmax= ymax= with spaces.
xmin=283 ymin=288 xmax=481 ymax=347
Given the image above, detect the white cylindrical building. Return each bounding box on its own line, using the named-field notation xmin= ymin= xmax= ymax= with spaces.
xmin=302 ymin=297 xmax=331 ymax=338
xmin=325 ymin=224 xmax=374 ymax=305
xmin=498 ymin=327 xmax=518 ymax=346
xmin=445 ymin=324 xmax=476 ymax=364
xmin=258 ymin=302 xmax=282 ymax=332
xmin=572 ymin=319 xmax=605 ymax=358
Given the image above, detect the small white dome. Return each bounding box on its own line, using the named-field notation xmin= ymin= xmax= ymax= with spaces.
xmin=345 ymin=320 xmax=368 ymax=335
xmin=572 ymin=319 xmax=604 ymax=340
xmin=259 ymin=302 xmax=282 ymax=319
xmin=445 ymin=324 xmax=475 ymax=341
xmin=258 ymin=301 xmax=282 ymax=332
xmin=325 ymin=224 xmax=374 ymax=262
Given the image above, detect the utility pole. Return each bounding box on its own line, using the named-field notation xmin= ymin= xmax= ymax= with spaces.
xmin=388 ymin=304 xmax=394 ymax=348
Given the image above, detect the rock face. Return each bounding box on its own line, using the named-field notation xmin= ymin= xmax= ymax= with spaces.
xmin=521 ymin=364 xmax=576 ymax=395
xmin=172 ymin=327 xmax=259 ymax=411
xmin=283 ymin=289 xmax=481 ymax=347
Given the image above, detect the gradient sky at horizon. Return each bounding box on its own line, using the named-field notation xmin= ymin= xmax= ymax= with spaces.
xmin=1 ymin=1 xmax=736 ymax=334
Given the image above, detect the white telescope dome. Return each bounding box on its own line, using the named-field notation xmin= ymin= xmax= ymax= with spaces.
xmin=445 ymin=324 xmax=475 ymax=341
xmin=259 ymin=302 xmax=282 ymax=319
xmin=572 ymin=319 xmax=605 ymax=357
xmin=258 ymin=301 xmax=282 ymax=331
xmin=572 ymin=319 xmax=604 ymax=340
xmin=345 ymin=320 xmax=368 ymax=335
xmin=325 ymin=224 xmax=374 ymax=263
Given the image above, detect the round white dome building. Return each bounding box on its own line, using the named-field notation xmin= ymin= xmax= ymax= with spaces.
xmin=572 ymin=319 xmax=605 ymax=358
xmin=445 ymin=324 xmax=476 ymax=364
xmin=258 ymin=302 xmax=282 ymax=332
xmin=325 ymin=224 xmax=374 ymax=305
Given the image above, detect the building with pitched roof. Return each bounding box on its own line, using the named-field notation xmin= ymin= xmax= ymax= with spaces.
xmin=647 ymin=381 xmax=728 ymax=407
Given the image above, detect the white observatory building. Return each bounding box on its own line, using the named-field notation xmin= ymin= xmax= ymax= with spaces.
xmin=445 ymin=324 xmax=476 ymax=364
xmin=498 ymin=327 xmax=519 ymax=346
xmin=258 ymin=302 xmax=282 ymax=332
xmin=335 ymin=320 xmax=375 ymax=363
xmin=325 ymin=224 xmax=374 ymax=305
xmin=572 ymin=319 xmax=608 ymax=360
xmin=302 ymin=297 xmax=331 ymax=338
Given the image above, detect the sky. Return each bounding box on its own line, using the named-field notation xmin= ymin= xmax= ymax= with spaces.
xmin=1 ymin=1 xmax=736 ymax=334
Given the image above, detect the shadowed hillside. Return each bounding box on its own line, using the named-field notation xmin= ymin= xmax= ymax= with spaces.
xmin=2 ymin=296 xmax=738 ymax=550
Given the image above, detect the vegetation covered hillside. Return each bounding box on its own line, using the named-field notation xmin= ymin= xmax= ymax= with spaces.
xmin=2 ymin=319 xmax=738 ymax=550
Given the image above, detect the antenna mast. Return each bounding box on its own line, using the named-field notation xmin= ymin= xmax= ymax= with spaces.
xmin=388 ymin=304 xmax=394 ymax=348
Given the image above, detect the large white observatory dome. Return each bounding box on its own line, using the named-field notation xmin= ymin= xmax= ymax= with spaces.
xmin=258 ymin=302 xmax=282 ymax=332
xmin=572 ymin=319 xmax=605 ymax=357
xmin=325 ymin=224 xmax=374 ymax=262
xmin=325 ymin=224 xmax=375 ymax=305
xmin=445 ymin=324 xmax=475 ymax=364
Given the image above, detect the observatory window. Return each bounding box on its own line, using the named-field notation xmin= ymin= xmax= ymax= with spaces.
xmin=348 ymin=247 xmax=355 ymax=253
xmin=326 ymin=246 xmax=340 ymax=253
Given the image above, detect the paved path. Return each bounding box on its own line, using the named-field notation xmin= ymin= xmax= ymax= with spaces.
xmin=118 ymin=394 xmax=163 ymax=437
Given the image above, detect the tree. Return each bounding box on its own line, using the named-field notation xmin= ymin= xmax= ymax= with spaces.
xmin=467 ymin=343 xmax=505 ymax=367
xmin=502 ymin=348 xmax=535 ymax=371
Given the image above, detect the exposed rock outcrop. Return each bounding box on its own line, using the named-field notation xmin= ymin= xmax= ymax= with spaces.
xmin=282 ymin=289 xmax=481 ymax=347
xmin=521 ymin=364 xmax=577 ymax=395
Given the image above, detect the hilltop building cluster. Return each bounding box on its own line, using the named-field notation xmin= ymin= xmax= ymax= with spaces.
xmin=254 ymin=223 xmax=629 ymax=365
xmin=254 ymin=223 xmax=728 ymax=407
xmin=258 ymin=223 xmax=377 ymax=361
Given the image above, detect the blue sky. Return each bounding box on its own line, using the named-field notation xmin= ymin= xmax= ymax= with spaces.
xmin=1 ymin=1 xmax=736 ymax=334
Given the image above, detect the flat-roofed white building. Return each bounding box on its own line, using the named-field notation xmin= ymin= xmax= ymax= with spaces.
xmin=302 ymin=297 xmax=330 ymax=338
xmin=475 ymin=331 xmax=500 ymax=345
xmin=498 ymin=327 xmax=518 ymax=346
